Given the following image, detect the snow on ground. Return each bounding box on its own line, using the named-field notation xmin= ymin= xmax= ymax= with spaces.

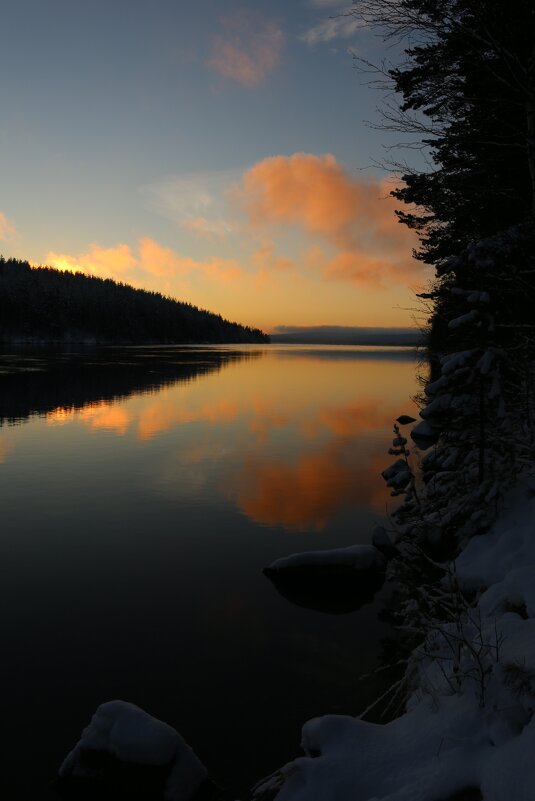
xmin=254 ymin=482 xmax=535 ymax=801
xmin=60 ymin=700 xmax=207 ymax=801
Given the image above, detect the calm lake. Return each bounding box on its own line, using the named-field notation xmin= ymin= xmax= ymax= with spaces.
xmin=0 ymin=344 xmax=420 ymax=799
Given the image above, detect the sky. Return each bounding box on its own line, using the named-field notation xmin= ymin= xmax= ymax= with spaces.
xmin=0 ymin=0 xmax=431 ymax=332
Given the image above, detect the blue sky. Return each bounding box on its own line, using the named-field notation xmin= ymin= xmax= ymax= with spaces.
xmin=0 ymin=0 xmax=429 ymax=330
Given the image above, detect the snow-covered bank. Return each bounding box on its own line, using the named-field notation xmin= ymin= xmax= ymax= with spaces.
xmin=254 ymin=482 xmax=535 ymax=801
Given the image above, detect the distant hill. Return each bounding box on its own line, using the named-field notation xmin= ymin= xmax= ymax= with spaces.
xmin=270 ymin=325 xmax=421 ymax=346
xmin=0 ymin=257 xmax=268 ymax=344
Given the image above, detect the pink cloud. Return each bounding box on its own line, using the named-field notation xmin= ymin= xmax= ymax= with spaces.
xmin=45 ymin=238 xmax=242 ymax=287
xmin=209 ymin=14 xmax=284 ymax=86
xmin=138 ymin=238 xmax=188 ymax=277
xmin=234 ymin=152 xmax=423 ymax=286
xmin=45 ymin=243 xmax=137 ymax=280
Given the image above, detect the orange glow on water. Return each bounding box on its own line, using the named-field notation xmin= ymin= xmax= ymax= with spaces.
xmin=49 ymin=402 xmax=133 ymax=435
xmin=39 ymin=347 xmax=418 ymax=531
xmin=227 ymin=447 xmax=390 ymax=531
xmin=136 ymin=394 xmax=240 ymax=440
xmin=78 ymin=404 xmax=133 ymax=436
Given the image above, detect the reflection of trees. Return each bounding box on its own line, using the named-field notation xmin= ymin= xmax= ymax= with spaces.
xmin=0 ymin=348 xmax=259 ymax=427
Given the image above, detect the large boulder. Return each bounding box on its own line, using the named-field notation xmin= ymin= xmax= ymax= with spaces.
xmin=58 ymin=700 xmax=209 ymax=801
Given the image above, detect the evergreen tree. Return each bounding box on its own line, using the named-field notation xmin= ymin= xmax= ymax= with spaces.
xmin=0 ymin=258 xmax=269 ymax=345
xmin=352 ymin=0 xmax=535 ymax=523
xmin=352 ymin=0 xmax=535 ymax=267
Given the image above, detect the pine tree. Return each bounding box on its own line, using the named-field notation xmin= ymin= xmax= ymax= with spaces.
xmin=353 ymin=0 xmax=535 ymax=521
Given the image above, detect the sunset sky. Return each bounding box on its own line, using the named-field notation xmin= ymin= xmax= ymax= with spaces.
xmin=0 ymin=0 xmax=430 ymax=332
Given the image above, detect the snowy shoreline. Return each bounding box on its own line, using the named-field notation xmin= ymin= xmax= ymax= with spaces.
xmin=252 ymin=481 xmax=535 ymax=801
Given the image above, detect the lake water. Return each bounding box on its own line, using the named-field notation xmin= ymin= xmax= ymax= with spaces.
xmin=0 ymin=344 xmax=420 ymax=799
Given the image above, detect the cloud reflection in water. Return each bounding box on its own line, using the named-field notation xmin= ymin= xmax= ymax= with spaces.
xmin=10 ymin=346 xmax=418 ymax=533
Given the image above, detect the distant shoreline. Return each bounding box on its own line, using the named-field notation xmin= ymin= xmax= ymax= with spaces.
xmin=269 ymin=326 xmax=422 ymax=347
xmin=0 ymin=337 xmax=270 ymax=346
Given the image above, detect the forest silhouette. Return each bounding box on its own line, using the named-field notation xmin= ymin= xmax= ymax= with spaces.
xmin=0 ymin=258 xmax=268 ymax=345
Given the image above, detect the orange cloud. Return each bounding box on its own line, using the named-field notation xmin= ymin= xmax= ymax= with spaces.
xmin=44 ymin=238 xmax=242 ymax=287
xmin=138 ymin=238 xmax=188 ymax=278
xmin=137 ymin=238 xmax=242 ymax=283
xmin=235 ymin=153 xmax=421 ymax=286
xmin=209 ymin=14 xmax=284 ymax=86
xmin=46 ymin=243 xmax=137 ymax=280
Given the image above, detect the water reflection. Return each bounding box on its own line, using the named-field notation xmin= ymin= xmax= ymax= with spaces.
xmin=264 ymin=565 xmax=386 ymax=615
xmin=228 ymin=447 xmax=389 ymax=530
xmin=0 ymin=345 xmax=417 ymax=532
xmin=0 ymin=345 xmax=419 ymax=799
xmin=0 ymin=434 xmax=14 ymax=462
xmin=0 ymin=346 xmax=257 ymax=427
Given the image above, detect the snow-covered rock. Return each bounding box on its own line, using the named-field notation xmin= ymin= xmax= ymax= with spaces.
xmin=396 ymin=414 xmax=417 ymax=425
xmin=410 ymin=419 xmax=439 ymax=449
xmin=59 ymin=700 xmax=208 ymax=801
xmin=263 ymin=545 xmax=386 ymax=614
xmin=265 ymin=544 xmax=386 ymax=575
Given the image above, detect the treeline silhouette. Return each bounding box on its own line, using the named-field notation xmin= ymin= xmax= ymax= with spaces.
xmin=0 ymin=258 xmax=269 ymax=344
xmin=0 ymin=347 xmax=260 ymax=427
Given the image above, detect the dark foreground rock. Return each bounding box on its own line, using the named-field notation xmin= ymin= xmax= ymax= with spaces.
xmin=263 ymin=544 xmax=387 ymax=614
xmin=57 ymin=701 xmax=208 ymax=801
